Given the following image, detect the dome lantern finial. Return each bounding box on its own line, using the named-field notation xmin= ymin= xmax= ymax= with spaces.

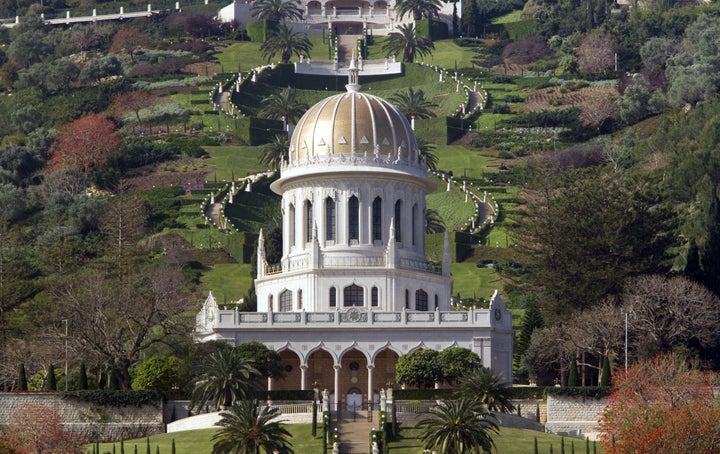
xmin=346 ymin=48 xmax=360 ymax=93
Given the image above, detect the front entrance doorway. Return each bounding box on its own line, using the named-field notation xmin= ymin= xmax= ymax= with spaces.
xmin=346 ymin=387 xmax=363 ymax=414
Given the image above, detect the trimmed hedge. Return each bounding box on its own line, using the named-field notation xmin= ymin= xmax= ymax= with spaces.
xmin=546 ymin=386 xmax=609 ymax=399
xmin=415 ymin=18 xmax=448 ymax=40
xmin=266 ymin=389 xmax=315 ymax=401
xmin=61 ymin=390 xmax=161 ymax=407
xmin=392 ymin=388 xmax=455 ymax=400
xmin=246 ymin=19 xmax=279 ymax=43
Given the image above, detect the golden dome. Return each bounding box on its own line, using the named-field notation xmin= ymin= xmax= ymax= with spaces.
xmin=288 ymin=90 xmax=417 ymax=164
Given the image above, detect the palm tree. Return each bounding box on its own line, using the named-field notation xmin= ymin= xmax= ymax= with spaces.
xmin=258 ymin=134 xmax=289 ymax=171
xmin=190 ymin=350 xmax=260 ymax=411
xmin=455 ymin=366 xmax=516 ymax=414
xmin=425 ymin=208 xmax=445 ymax=234
xmin=212 ymin=400 xmax=294 ymax=454
xmin=416 ymin=137 xmax=439 ymax=171
xmin=390 ymin=87 xmax=437 ymax=121
xmin=382 ymin=23 xmax=434 ymax=63
xmin=258 ymin=87 xmax=308 ymax=124
xmin=260 ymin=23 xmax=313 ymax=64
xmin=250 ymin=0 xmax=304 ymax=22
xmin=394 ymin=0 xmax=442 ymax=20
xmin=417 ymin=398 xmax=499 ymax=454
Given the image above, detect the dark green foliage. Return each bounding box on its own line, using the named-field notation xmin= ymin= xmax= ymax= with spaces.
xmin=502 ymin=19 xmax=538 ymax=40
xmin=561 ymin=436 xmax=565 ymax=454
xmin=311 ymin=399 xmax=317 ymax=437
xmin=46 ymin=364 xmax=57 ymax=391
xmin=17 ymin=363 xmax=27 ymax=391
xmin=395 ymin=349 xmax=442 ymax=388
xmin=234 ymin=341 xmax=283 ymax=380
xmin=455 ymin=366 xmax=515 ymax=413
xmin=600 ymin=356 xmax=611 ymax=387
xmin=146 ymin=437 xmax=150 ymax=454
xmin=246 ymin=20 xmax=279 ymax=43
xmin=171 ymin=439 xmax=175 ymax=454
xmin=546 ymin=387 xmax=610 ymax=399
xmin=515 ymin=301 xmax=544 ymax=381
xmin=79 ymin=363 xmax=89 ymax=390
xmin=414 ymin=19 xmax=449 ymax=40
xmin=211 ymin=400 xmax=294 ymax=454
xmin=534 ymin=437 xmax=539 ymax=454
xmin=567 ymin=357 xmax=578 ymax=387
xmin=121 ymin=440 xmax=125 ymax=454
xmin=61 ymin=390 xmax=161 ymax=407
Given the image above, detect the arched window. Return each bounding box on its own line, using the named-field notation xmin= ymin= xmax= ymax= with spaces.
xmin=412 ymin=203 xmax=418 ymax=246
xmin=269 ymin=294 xmax=274 ymax=312
xmin=329 ymin=287 xmax=336 ymax=307
xmin=305 ymin=200 xmax=313 ymax=243
xmin=405 ymin=289 xmax=409 ymax=309
xmin=344 ymin=284 xmax=364 ymax=307
xmin=349 ymin=195 xmax=359 ymax=242
xmin=280 ymin=290 xmax=293 ymax=312
xmin=288 ymin=204 xmax=295 ymax=247
xmin=416 ymin=289 xmax=428 ymax=311
xmin=371 ymin=286 xmax=379 ymax=307
xmin=326 ymin=197 xmax=336 ymax=242
xmin=372 ymin=197 xmax=382 ymax=243
xmin=394 ymin=200 xmax=402 ymax=243
xmin=298 ymin=289 xmax=303 ymax=310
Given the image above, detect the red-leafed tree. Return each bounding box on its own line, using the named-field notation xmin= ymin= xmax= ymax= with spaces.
xmin=112 ymin=90 xmax=156 ymax=125
xmin=1 ymin=404 xmax=85 ymax=454
xmin=577 ymin=30 xmax=617 ymax=75
xmin=110 ymin=28 xmax=148 ymax=63
xmin=598 ymin=354 xmax=720 ymax=453
xmin=50 ymin=116 xmax=122 ymax=173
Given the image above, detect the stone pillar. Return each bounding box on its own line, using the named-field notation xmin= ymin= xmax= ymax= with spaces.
xmin=268 ymin=376 xmax=274 ymax=391
xmin=148 ymin=4 xmax=152 ymax=12
xmin=367 ymin=365 xmax=374 ymax=410
xmin=119 ymin=6 xmax=124 ymax=14
xmin=333 ymin=365 xmax=341 ymax=411
xmin=300 ymin=365 xmax=308 ymax=390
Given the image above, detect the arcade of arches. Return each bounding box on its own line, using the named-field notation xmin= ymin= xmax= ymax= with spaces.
xmin=269 ymin=348 xmax=399 ymax=410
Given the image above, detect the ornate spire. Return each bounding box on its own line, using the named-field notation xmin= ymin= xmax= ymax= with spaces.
xmin=346 ymin=47 xmax=360 ymax=93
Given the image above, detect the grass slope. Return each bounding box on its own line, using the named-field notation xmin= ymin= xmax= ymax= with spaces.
xmin=93 ymin=425 xmax=602 ymax=454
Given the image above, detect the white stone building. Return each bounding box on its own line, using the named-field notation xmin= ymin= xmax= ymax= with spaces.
xmin=217 ymin=0 xmax=458 ymax=35
xmin=195 ymin=60 xmax=512 ymax=411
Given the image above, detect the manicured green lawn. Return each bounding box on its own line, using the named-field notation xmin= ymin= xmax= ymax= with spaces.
xmin=426 ymin=176 xmax=475 ymax=231
xmin=424 ymin=39 xmax=479 ymax=70
xmin=388 ymin=425 xmax=603 ymax=454
xmin=202 ymin=145 xmax=263 ymax=181
xmin=199 ymin=263 xmax=253 ymax=304
xmin=92 ymin=424 xmax=602 ymax=454
xmin=434 ymin=144 xmax=497 ymax=180
xmin=451 ymin=262 xmax=503 ymax=300
xmin=94 ymin=424 xmax=322 ymax=454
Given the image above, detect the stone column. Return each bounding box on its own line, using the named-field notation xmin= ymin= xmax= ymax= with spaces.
xmin=367 ymin=364 xmax=374 ymax=410
xmin=333 ymin=364 xmax=341 ymax=411
xmin=268 ymin=376 xmax=274 ymax=391
xmin=300 ymin=365 xmax=308 ymax=390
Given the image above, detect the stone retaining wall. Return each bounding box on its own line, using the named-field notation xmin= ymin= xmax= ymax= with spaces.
xmin=0 ymin=393 xmax=164 ymax=442
xmin=545 ymin=394 xmax=608 ymax=440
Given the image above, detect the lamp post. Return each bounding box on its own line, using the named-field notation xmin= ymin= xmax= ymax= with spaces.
xmin=622 ymin=309 xmax=633 ymax=373
xmin=62 ymin=319 xmax=68 ymax=392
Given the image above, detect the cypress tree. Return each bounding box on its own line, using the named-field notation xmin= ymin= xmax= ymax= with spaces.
xmin=79 ymin=362 xmax=89 ymax=390
xmin=121 ymin=440 xmax=125 ymax=454
xmin=113 ymin=445 xmax=116 ymax=454
xmin=146 ymin=437 xmax=151 ymax=454
xmin=561 ymin=436 xmax=565 ymax=454
xmin=600 ymin=356 xmax=611 ymax=387
xmin=534 ymin=437 xmax=539 ymax=454
xmin=311 ymin=399 xmax=317 ymax=436
xmin=536 ymin=403 xmax=541 ymax=423
xmin=17 ymin=363 xmax=28 ymax=391
xmin=550 ymin=444 xmax=554 ymax=453
xmin=571 ymin=441 xmax=575 ymax=454
xmin=585 ymin=437 xmax=590 ymax=454
xmin=47 ymin=364 xmax=57 ymax=391
xmin=155 ymin=446 xmax=159 ymax=454
xmin=171 ymin=439 xmax=176 ymax=454
xmin=567 ymin=357 xmax=579 ymax=387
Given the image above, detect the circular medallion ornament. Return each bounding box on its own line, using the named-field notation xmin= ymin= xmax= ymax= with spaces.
xmin=494 ymin=308 xmax=502 ymax=321
xmin=347 ymin=307 xmax=361 ymax=322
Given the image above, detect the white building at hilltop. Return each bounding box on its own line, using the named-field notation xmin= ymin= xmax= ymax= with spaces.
xmin=217 ymin=0 xmax=458 ymax=35
xmin=195 ymin=59 xmax=512 ymax=410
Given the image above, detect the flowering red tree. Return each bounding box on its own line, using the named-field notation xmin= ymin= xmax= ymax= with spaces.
xmin=598 ymin=354 xmax=720 ymax=453
xmin=1 ymin=404 xmax=85 ymax=454
xmin=50 ymin=115 xmax=122 ymax=173
xmin=111 ymin=90 xmax=156 ymax=125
